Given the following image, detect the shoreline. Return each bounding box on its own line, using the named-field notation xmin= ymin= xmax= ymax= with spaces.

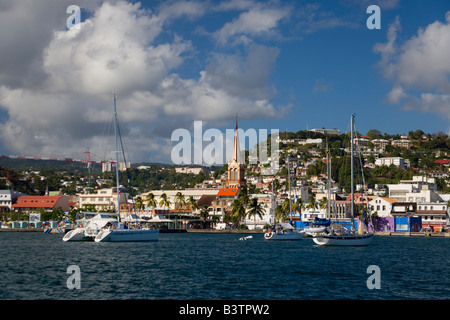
xmin=1 ymin=228 xmax=449 ymax=237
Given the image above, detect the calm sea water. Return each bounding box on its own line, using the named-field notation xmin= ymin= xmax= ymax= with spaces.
xmin=0 ymin=232 xmax=449 ymax=300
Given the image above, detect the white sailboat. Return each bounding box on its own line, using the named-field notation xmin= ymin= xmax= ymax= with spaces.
xmin=62 ymin=212 xmax=118 ymax=242
xmin=312 ymin=115 xmax=373 ymax=246
xmin=264 ymin=158 xmax=304 ymax=240
xmin=94 ymin=94 xmax=158 ymax=242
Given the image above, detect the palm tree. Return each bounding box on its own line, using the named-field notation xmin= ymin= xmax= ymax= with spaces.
xmin=197 ymin=205 xmax=210 ymax=229
xmin=145 ymin=193 xmax=157 ymax=209
xmin=247 ymin=197 xmax=264 ymax=230
xmin=231 ymin=198 xmax=246 ymax=226
xmin=134 ymin=196 xmax=144 ymax=212
xmin=159 ymin=193 xmax=171 ymax=209
xmin=306 ymin=195 xmax=318 ymax=211
xmin=275 ymin=204 xmax=285 ymax=223
xmin=174 ymin=192 xmax=185 ymax=209
xmin=296 ymin=197 xmax=305 ymax=217
xmin=187 ymin=196 xmax=198 ymax=213
xmin=319 ymin=197 xmax=328 ymax=211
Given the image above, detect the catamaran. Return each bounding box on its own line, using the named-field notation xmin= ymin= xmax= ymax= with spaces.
xmin=312 ymin=115 xmax=373 ymax=246
xmin=64 ymin=94 xmax=159 ymax=242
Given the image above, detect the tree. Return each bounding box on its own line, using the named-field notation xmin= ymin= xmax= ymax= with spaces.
xmin=247 ymin=197 xmax=264 ymax=229
xmin=174 ymin=192 xmax=185 ymax=209
xmin=306 ymin=195 xmax=318 ymax=210
xmin=230 ymin=198 xmax=246 ymax=226
xmin=275 ymin=204 xmax=286 ymax=223
xmin=197 ymin=205 xmax=210 ymax=229
xmin=134 ymin=196 xmax=144 ymax=211
xmin=145 ymin=193 xmax=157 ymax=208
xmin=187 ymin=196 xmax=198 ymax=213
xmin=158 ymin=193 xmax=171 ymax=209
xmin=319 ymin=197 xmax=328 ymax=211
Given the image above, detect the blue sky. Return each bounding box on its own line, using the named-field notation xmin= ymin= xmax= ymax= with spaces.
xmin=0 ymin=0 xmax=449 ymax=164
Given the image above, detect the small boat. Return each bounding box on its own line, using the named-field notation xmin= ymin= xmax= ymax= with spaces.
xmin=312 ymin=228 xmax=373 ymax=246
xmin=239 ymin=236 xmax=253 ymax=241
xmin=264 ymin=223 xmax=304 ymax=240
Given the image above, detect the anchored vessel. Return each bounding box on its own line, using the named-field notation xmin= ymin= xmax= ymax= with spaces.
xmin=64 ymin=94 xmax=159 ymax=243
xmin=312 ymin=115 xmax=373 ymax=246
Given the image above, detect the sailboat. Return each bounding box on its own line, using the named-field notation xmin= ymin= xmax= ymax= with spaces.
xmin=312 ymin=115 xmax=373 ymax=246
xmin=304 ymin=140 xmax=332 ymax=235
xmin=264 ymin=158 xmax=304 ymax=240
xmin=62 ymin=212 xmax=118 ymax=242
xmin=94 ymin=94 xmax=158 ymax=242
xmin=63 ymin=95 xmax=158 ymax=242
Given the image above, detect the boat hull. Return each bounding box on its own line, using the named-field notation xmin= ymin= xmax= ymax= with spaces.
xmin=312 ymin=233 xmax=373 ymax=246
xmin=264 ymin=231 xmax=304 ymax=240
xmin=62 ymin=228 xmax=94 ymax=242
xmin=94 ymin=229 xmax=159 ymax=242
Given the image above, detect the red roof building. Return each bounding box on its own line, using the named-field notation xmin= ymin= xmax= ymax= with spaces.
xmin=13 ymin=195 xmax=72 ymax=212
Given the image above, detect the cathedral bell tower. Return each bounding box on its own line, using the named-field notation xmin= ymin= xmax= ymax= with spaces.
xmin=226 ymin=117 xmax=246 ymax=188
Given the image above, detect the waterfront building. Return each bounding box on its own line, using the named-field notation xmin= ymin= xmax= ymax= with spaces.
xmin=369 ymin=196 xmax=398 ymax=217
xmin=77 ymin=187 xmax=129 ymax=212
xmin=12 ymin=195 xmax=72 ymax=213
xmin=0 ymin=189 xmax=26 ymax=213
xmin=416 ymin=202 xmax=448 ymax=232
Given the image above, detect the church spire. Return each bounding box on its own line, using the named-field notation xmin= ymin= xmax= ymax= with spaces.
xmin=232 ymin=115 xmax=241 ymax=163
xmin=226 ymin=115 xmax=246 ymax=188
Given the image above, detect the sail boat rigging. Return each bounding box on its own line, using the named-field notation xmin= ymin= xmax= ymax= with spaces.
xmin=63 ymin=94 xmax=159 ymax=242
xmin=264 ymin=157 xmax=304 ymax=240
xmin=312 ymin=115 xmax=373 ymax=246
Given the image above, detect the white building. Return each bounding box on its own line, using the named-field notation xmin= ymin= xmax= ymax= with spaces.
xmin=369 ymin=197 xmax=397 ymax=217
xmin=78 ymin=187 xmax=129 ymax=211
xmin=0 ymin=189 xmax=26 ymax=212
xmin=386 ymin=176 xmax=438 ymax=203
xmin=310 ymin=128 xmax=340 ymax=135
xmin=375 ymin=157 xmax=410 ymax=169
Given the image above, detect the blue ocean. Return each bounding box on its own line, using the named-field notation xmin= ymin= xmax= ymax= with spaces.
xmin=0 ymin=232 xmax=449 ymax=300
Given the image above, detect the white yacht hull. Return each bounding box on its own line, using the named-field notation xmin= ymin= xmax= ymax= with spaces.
xmin=63 ymin=228 xmax=94 ymax=242
xmin=264 ymin=231 xmax=304 ymax=240
xmin=312 ymin=233 xmax=373 ymax=246
xmin=94 ymin=228 xmax=159 ymax=242
xmin=304 ymin=227 xmax=328 ymax=235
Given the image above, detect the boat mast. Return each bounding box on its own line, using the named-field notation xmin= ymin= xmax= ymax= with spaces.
xmin=287 ymin=158 xmax=292 ymax=219
xmin=326 ymin=139 xmax=331 ymax=220
xmin=114 ymin=93 xmax=121 ymax=223
xmin=350 ymin=114 xmax=355 ymax=230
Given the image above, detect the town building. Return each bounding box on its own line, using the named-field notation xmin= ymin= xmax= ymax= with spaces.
xmin=375 ymin=157 xmax=409 ymax=169
xmin=309 ymin=128 xmax=340 ymax=135
xmin=77 ymin=187 xmax=129 ymax=212
xmin=12 ymin=195 xmax=72 ymax=213
xmin=386 ymin=176 xmax=438 ymax=203
xmin=369 ymin=196 xmax=398 ymax=217
xmin=416 ymin=202 xmax=448 ymax=232
xmin=0 ymin=189 xmax=26 ymax=213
